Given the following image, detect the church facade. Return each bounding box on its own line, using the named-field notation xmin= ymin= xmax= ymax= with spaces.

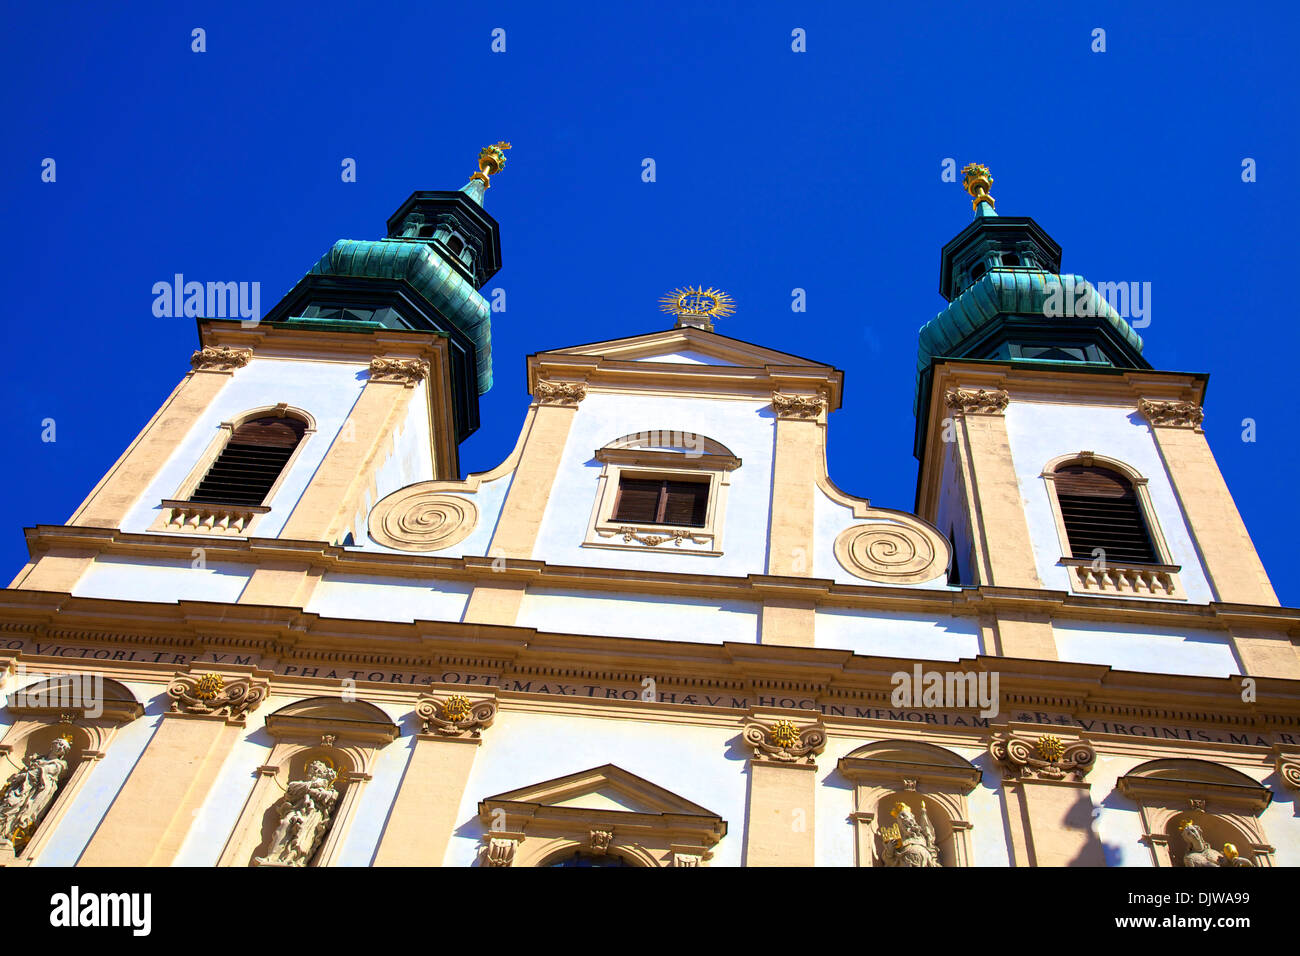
xmin=1 ymin=149 xmax=1296 ymax=867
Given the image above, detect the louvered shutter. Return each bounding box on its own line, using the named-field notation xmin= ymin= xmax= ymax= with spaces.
xmin=661 ymin=481 xmax=708 ymax=527
xmin=189 ymin=417 xmax=306 ymax=506
xmin=612 ymin=478 xmax=663 ymax=523
xmin=1055 ymin=465 xmax=1158 ymax=564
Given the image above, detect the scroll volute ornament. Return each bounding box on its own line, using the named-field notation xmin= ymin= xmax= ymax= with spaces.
xmin=168 ymin=672 xmax=268 ymax=721
xmin=1276 ymin=751 xmax=1300 ymax=791
xmin=989 ymin=732 xmax=1095 ymax=782
xmin=416 ymin=693 xmax=498 ymax=738
xmin=743 ymin=716 xmax=826 ymax=765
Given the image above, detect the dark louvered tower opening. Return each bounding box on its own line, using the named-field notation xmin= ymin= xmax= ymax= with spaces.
xmin=189 ymin=416 xmax=306 ymax=507
xmin=1056 ymin=465 xmax=1158 ymax=564
xmin=612 ymin=477 xmax=709 ymax=527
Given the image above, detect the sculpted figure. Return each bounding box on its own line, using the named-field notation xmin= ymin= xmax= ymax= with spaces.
xmin=879 ymin=800 xmax=941 ymax=867
xmin=1180 ymin=819 xmax=1253 ymax=867
xmin=0 ymin=737 xmax=72 ymax=849
xmin=255 ymin=760 xmax=339 ymax=867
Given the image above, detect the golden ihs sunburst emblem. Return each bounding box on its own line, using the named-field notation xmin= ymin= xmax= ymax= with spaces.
xmin=658 ymin=286 xmax=735 ymax=330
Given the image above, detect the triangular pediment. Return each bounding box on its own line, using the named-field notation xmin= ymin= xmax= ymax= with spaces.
xmin=540 ymin=327 xmax=830 ymax=370
xmin=481 ymin=763 xmax=719 ymax=818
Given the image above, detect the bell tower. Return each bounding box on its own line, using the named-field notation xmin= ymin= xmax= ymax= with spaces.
xmin=24 ymin=145 xmax=513 ymax=570
xmin=913 ymin=166 xmax=1278 ymax=656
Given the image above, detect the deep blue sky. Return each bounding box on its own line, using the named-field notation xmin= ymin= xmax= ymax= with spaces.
xmin=2 ymin=2 xmax=1297 ymax=603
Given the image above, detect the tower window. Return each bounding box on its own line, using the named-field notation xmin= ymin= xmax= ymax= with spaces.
xmin=189 ymin=416 xmax=307 ymax=507
xmin=1001 ymin=253 xmax=1021 ymax=267
xmin=417 ymin=224 xmax=435 ymax=238
xmin=445 ymin=234 xmax=465 ymax=256
xmin=612 ymin=477 xmax=709 ymax=527
xmin=1054 ymin=465 xmax=1158 ymax=565
xmin=970 ymin=261 xmax=987 ymax=281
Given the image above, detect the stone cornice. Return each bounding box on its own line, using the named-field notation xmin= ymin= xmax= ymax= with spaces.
xmin=2 ymin=588 xmax=1299 ymax=736
xmin=526 ymin=352 xmax=844 ymax=410
xmin=17 ymin=525 xmax=1300 ymax=638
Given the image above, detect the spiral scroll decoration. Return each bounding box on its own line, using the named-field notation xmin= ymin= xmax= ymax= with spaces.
xmin=833 ymin=522 xmax=943 ymax=585
xmin=368 ymin=489 xmax=479 ymax=552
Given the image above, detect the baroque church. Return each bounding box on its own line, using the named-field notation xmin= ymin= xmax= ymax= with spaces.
xmin=1 ymin=145 xmax=1296 ymax=868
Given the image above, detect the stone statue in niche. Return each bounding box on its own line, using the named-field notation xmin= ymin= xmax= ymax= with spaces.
xmin=1179 ymin=819 xmax=1253 ymax=867
xmin=0 ymin=736 xmax=72 ymax=851
xmin=878 ymin=800 xmax=941 ymax=867
xmin=254 ymin=760 xmax=340 ymax=867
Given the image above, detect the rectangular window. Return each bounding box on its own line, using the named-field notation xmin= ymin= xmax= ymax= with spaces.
xmin=612 ymin=477 xmax=708 ymax=527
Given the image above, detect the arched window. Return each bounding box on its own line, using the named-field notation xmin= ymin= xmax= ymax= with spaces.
xmin=1053 ymin=464 xmax=1157 ymax=564
xmin=189 ymin=416 xmax=306 ymax=506
xmin=1042 ymin=454 xmax=1185 ymax=599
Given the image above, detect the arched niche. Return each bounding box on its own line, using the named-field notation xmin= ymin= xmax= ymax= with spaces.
xmin=1116 ymin=758 xmax=1274 ymax=867
xmin=0 ymin=670 xmax=142 ymax=865
xmin=837 ymin=739 xmax=981 ymax=867
xmin=216 ymin=696 xmax=398 ymax=868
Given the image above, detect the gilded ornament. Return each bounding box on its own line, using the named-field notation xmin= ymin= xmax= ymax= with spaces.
xmin=471 ymin=141 xmax=511 ymax=188
xmin=961 ymin=163 xmax=994 ymax=211
xmin=658 ymin=286 xmax=735 ymax=331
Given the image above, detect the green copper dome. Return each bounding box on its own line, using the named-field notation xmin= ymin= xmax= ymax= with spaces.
xmin=309 ymin=238 xmax=493 ymax=394
xmin=914 ymin=268 xmax=1145 ymax=414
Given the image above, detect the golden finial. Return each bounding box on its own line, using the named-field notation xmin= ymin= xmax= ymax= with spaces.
xmin=658 ymin=286 xmax=735 ymax=331
xmin=1223 ymin=843 xmax=1239 ymax=860
xmin=961 ymin=162 xmax=994 ymax=211
xmin=471 ymin=142 xmax=512 ymax=188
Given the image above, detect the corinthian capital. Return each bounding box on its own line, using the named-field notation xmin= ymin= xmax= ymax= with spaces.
xmin=369 ymin=357 xmax=429 ymax=386
xmin=771 ymin=391 xmax=827 ymax=420
xmin=191 ymin=346 xmax=252 ymax=372
xmin=1138 ymin=399 xmax=1204 ymax=429
xmin=944 ymin=387 xmax=1009 ymax=416
xmin=534 ymin=380 xmax=588 ymax=406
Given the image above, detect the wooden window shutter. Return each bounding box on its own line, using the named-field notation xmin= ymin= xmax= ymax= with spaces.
xmin=612 ymin=477 xmax=709 ymax=528
xmin=661 ymin=480 xmax=708 ymax=527
xmin=1054 ymin=465 xmax=1158 ymax=564
xmin=189 ymin=416 xmax=307 ymax=507
xmin=612 ymin=478 xmax=663 ymax=524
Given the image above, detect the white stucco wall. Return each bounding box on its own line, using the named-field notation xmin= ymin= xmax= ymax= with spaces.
xmin=516 ymin=587 xmax=760 ymax=643
xmin=72 ymin=555 xmax=251 ymax=604
xmin=531 ymin=390 xmax=774 ymax=576
xmin=304 ymin=572 xmax=472 ymax=624
xmin=1003 ymin=400 xmax=1214 ymax=602
xmin=816 ymin=607 xmax=983 ymax=661
xmin=120 ymin=356 xmax=370 ymax=538
xmin=1054 ymin=619 xmax=1240 ymax=677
